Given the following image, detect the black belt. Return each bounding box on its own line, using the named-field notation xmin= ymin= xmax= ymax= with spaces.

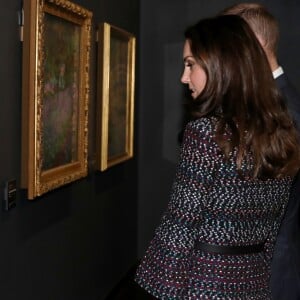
xmin=194 ymin=241 xmax=264 ymax=255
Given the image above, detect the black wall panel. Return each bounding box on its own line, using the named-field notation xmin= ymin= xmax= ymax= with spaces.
xmin=0 ymin=1 xmax=139 ymax=299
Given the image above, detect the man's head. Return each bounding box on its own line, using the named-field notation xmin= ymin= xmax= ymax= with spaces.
xmin=221 ymin=3 xmax=279 ymax=71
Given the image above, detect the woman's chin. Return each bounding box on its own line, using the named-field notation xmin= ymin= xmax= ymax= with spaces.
xmin=191 ymin=92 xmax=198 ymax=99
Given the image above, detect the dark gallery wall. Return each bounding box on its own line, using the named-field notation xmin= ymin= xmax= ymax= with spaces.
xmin=1 ymin=0 xmax=299 ymax=299
xmin=0 ymin=0 xmax=139 ymax=299
xmin=138 ymin=0 xmax=300 ymax=256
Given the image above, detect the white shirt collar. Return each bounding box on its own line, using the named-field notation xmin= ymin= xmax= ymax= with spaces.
xmin=272 ymin=66 xmax=284 ymax=79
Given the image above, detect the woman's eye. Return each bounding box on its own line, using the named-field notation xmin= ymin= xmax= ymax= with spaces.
xmin=185 ymin=62 xmax=193 ymax=68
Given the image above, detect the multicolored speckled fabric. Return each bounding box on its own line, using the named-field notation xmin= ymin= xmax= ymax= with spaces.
xmin=135 ymin=117 xmax=292 ymax=299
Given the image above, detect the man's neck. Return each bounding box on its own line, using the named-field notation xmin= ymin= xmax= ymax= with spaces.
xmin=267 ymin=53 xmax=280 ymax=72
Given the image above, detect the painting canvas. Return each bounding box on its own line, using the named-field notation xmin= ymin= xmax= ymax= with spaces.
xmin=42 ymin=13 xmax=80 ymax=170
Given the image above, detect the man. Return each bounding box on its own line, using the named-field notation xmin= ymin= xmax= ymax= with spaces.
xmin=222 ymin=3 xmax=300 ymax=299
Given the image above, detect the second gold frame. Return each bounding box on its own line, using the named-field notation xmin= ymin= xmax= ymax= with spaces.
xmin=96 ymin=22 xmax=136 ymax=171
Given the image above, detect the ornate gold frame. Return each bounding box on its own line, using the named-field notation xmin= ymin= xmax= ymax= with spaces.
xmin=21 ymin=0 xmax=92 ymax=199
xmin=96 ymin=22 xmax=136 ymax=171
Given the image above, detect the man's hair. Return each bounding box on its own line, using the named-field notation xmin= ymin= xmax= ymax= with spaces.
xmin=221 ymin=3 xmax=279 ymax=55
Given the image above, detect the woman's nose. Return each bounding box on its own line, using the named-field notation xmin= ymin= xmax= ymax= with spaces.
xmin=181 ymin=70 xmax=189 ymax=84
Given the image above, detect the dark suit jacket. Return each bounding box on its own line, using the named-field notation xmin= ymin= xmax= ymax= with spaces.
xmin=271 ymin=73 xmax=300 ymax=300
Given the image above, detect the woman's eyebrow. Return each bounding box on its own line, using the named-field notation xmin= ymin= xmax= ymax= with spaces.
xmin=183 ymin=56 xmax=193 ymax=62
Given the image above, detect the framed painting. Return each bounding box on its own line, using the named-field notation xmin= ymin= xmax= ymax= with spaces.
xmin=96 ymin=22 xmax=136 ymax=171
xmin=21 ymin=0 xmax=92 ymax=199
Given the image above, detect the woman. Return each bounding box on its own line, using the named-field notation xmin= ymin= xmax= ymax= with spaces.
xmin=135 ymin=15 xmax=300 ymax=299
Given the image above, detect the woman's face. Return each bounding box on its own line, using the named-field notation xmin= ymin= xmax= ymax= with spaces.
xmin=181 ymin=40 xmax=207 ymax=99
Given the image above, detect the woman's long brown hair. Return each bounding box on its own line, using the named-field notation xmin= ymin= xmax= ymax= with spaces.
xmin=184 ymin=15 xmax=300 ymax=179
